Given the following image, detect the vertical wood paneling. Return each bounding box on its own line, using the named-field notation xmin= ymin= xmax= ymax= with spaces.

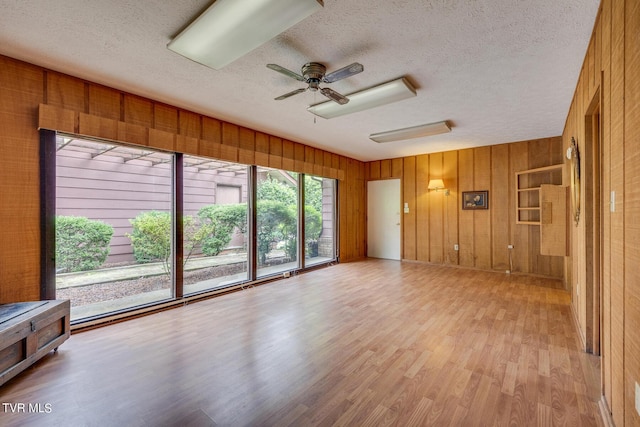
xmin=222 ymin=122 xmax=239 ymax=147
xmin=609 ymin=0 xmax=625 ymax=422
xmin=443 ymin=151 xmax=458 ymax=265
xmin=294 ymin=143 xmax=305 ymax=172
xmin=238 ymin=127 xmax=255 ymax=151
xmin=181 ymin=111 xmax=202 ymax=139
xmin=282 ymin=140 xmax=295 ymax=172
xmin=624 ymin=1 xmax=640 ymax=425
xmin=304 ymin=146 xmax=315 ymax=175
xmin=339 ymin=157 xmax=349 ymax=260
xmin=403 ymin=157 xmax=417 ymax=260
xmin=313 ymin=148 xmax=324 ymax=176
xmin=510 ymin=141 xmax=530 ymax=274
xmin=202 ymin=117 xmax=222 ymax=144
xmin=269 ymin=136 xmax=283 ymax=169
xmin=528 ymin=139 xmax=551 ymax=276
xmin=549 ymin=137 xmax=565 ymax=279
xmin=89 ymin=85 xmax=121 ymax=120
xmin=323 ymin=151 xmax=332 ymax=177
xmin=368 ymin=138 xmax=562 ymax=277
xmin=339 ymin=158 xmax=366 ymax=261
xmin=154 ymin=104 xmax=178 ymax=134
xmin=238 ymin=127 xmax=255 ymax=165
xmin=380 ymin=159 xmax=391 ymax=179
xmin=491 ymin=145 xmax=510 ymax=271
xmin=428 ymin=153 xmax=444 ymax=263
xmin=47 ymin=72 xmax=86 ymax=112
xmin=255 ymin=132 xmax=270 ymax=167
xmin=391 ymin=158 xmax=403 ymax=178
xmin=600 ymin=0 xmax=613 ymax=409
xmin=200 ymin=117 xmax=221 ymax=158
xmin=0 ymin=58 xmax=43 ymax=303
xmin=473 ymin=147 xmax=491 ymax=270
xmin=123 ymin=95 xmax=153 ymax=128
xmin=416 ymin=155 xmax=430 ymax=262
xmin=369 ymin=161 xmax=381 ymax=180
xmin=332 ymin=153 xmax=340 ymax=171
xmin=458 ymin=149 xmax=474 ymax=267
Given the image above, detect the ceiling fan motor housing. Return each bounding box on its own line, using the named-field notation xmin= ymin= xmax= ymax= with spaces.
xmin=302 ymin=62 xmax=326 ymax=90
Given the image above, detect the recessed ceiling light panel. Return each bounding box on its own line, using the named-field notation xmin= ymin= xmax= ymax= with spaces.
xmin=307 ymin=77 xmax=416 ymax=119
xmin=168 ymin=0 xmax=324 ymax=70
xmin=370 ymin=121 xmax=451 ymax=143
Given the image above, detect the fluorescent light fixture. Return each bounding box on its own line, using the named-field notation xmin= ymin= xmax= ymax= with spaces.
xmin=369 ymin=120 xmax=451 ymax=143
xmin=168 ymin=0 xmax=323 ymax=70
xmin=307 ymin=77 xmax=416 ymax=119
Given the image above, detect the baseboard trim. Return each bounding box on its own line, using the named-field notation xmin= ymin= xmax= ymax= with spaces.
xmin=598 ymin=396 xmax=615 ymax=427
xmin=570 ymin=301 xmax=587 ymax=351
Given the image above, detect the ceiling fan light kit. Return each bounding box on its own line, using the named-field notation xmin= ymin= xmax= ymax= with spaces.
xmin=307 ymin=77 xmax=417 ymax=119
xmin=168 ymin=0 xmax=324 ymax=70
xmin=369 ymin=120 xmax=451 ymax=143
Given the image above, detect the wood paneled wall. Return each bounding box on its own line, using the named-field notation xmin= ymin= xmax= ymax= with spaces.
xmin=563 ymin=0 xmax=640 ymax=425
xmin=0 ymin=55 xmax=366 ymax=304
xmin=366 ymin=137 xmax=564 ymax=278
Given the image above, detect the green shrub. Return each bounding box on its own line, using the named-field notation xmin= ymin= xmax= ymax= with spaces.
xmin=257 ymin=176 xmax=297 ymax=206
xmin=128 ymin=209 xmax=240 ymax=274
xmin=304 ymin=205 xmax=322 ymax=256
xmin=56 ymin=216 xmax=113 ymax=273
xmin=197 ymin=204 xmax=247 ymax=256
xmin=128 ymin=211 xmax=171 ymax=269
xmin=256 ymin=200 xmax=297 ymax=264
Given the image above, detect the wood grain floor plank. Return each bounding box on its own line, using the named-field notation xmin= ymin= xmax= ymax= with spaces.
xmin=0 ymin=260 xmax=603 ymax=426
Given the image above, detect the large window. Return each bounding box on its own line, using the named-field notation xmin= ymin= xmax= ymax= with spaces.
xmin=256 ymin=167 xmax=299 ymax=278
xmin=182 ymin=155 xmax=249 ymax=294
xmin=55 ymin=137 xmax=174 ymax=320
xmin=49 ymin=135 xmax=338 ymax=322
xmin=305 ymin=175 xmax=336 ymax=267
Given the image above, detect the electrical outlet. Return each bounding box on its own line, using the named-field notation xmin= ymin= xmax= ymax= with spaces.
xmin=454 ymin=244 xmax=459 ymax=251
xmin=283 ymin=271 xmax=290 ymax=278
xmin=507 ymin=244 xmax=514 ymax=249
xmin=636 ymin=381 xmax=640 ymax=416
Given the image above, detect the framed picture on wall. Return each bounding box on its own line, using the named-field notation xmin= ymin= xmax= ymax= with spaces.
xmin=462 ymin=191 xmax=488 ymax=210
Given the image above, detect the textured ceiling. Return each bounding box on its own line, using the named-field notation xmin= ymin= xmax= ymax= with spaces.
xmin=0 ymin=0 xmax=599 ymax=161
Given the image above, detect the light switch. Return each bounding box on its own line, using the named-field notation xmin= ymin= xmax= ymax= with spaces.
xmin=611 ymin=191 xmax=615 ymax=213
xmin=403 ymin=202 xmax=409 ymax=213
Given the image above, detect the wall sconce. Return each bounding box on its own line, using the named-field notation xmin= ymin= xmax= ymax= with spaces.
xmin=428 ymin=179 xmax=449 ymax=195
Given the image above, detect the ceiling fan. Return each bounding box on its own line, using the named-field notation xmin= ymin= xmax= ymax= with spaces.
xmin=267 ymin=62 xmax=364 ymax=105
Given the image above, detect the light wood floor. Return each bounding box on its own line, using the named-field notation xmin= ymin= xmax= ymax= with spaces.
xmin=0 ymin=260 xmax=603 ymax=426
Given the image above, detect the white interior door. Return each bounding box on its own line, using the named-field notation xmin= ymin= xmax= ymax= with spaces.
xmin=367 ymin=179 xmax=401 ymax=260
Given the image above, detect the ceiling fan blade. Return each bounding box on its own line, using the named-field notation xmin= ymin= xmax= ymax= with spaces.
xmin=267 ymin=64 xmax=305 ymax=81
xmin=323 ymin=62 xmax=364 ymax=83
xmin=275 ymin=87 xmax=307 ymax=100
xmin=320 ymin=87 xmax=349 ymax=105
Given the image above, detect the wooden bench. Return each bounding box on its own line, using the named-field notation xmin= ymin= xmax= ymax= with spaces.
xmin=0 ymin=300 xmax=70 ymax=386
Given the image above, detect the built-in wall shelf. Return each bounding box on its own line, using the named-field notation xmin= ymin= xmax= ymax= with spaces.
xmin=516 ymin=164 xmax=563 ymax=225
